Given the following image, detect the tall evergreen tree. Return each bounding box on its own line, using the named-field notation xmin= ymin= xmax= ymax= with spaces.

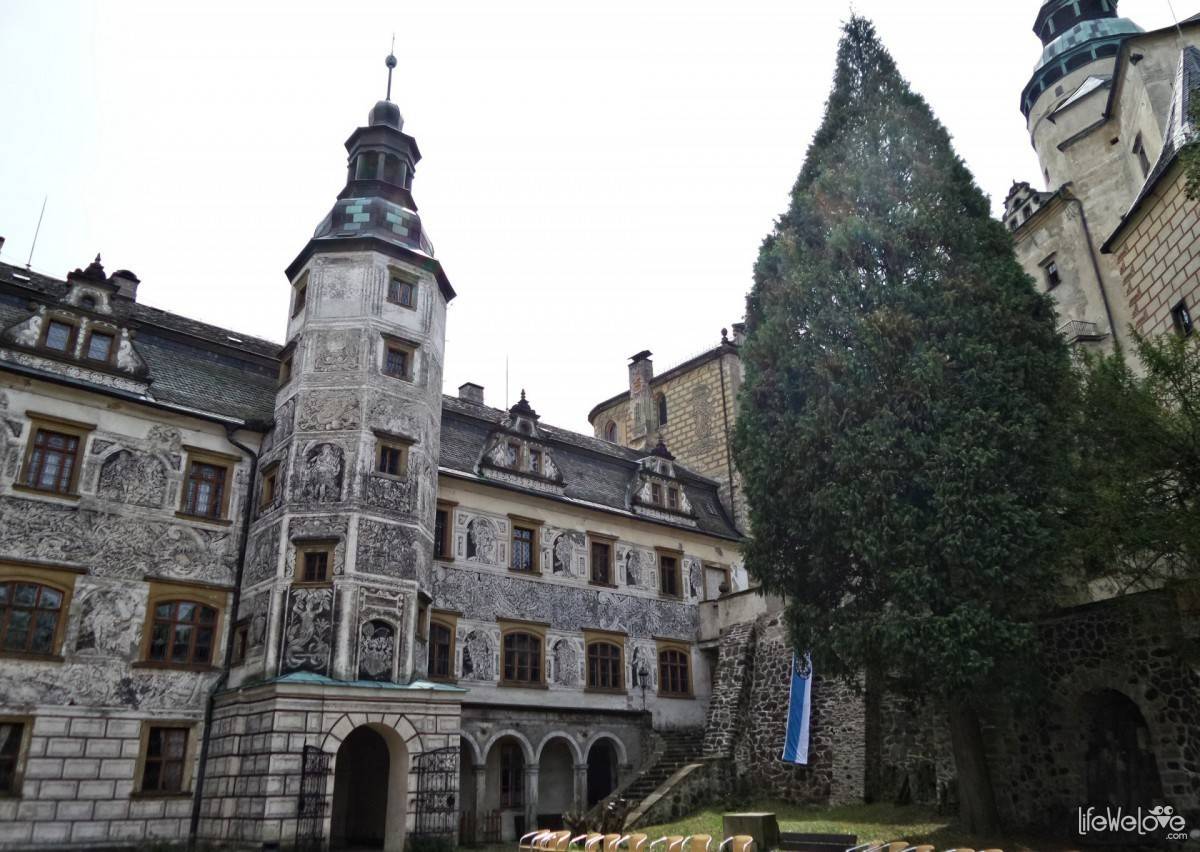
xmin=734 ymin=17 xmax=1076 ymax=833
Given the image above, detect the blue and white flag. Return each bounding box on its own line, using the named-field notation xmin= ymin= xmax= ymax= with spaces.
xmin=781 ymin=652 xmax=812 ymax=765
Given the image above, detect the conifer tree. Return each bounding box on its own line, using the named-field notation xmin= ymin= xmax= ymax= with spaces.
xmin=733 ymin=17 xmax=1076 ymax=833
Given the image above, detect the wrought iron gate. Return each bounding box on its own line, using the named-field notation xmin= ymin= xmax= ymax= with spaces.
xmin=411 ymin=745 xmax=460 ymax=839
xmin=296 ymin=745 xmax=331 ymax=851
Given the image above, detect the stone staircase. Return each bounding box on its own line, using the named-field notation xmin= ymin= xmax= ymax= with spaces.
xmin=622 ymin=727 xmax=705 ymax=807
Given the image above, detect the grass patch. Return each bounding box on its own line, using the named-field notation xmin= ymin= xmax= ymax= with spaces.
xmin=637 ymin=801 xmax=1073 ymax=851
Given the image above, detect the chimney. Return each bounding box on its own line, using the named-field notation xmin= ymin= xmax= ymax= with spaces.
xmin=111 ymin=269 xmax=140 ymax=301
xmin=731 ymin=322 xmax=746 ymax=346
xmin=458 ymin=382 xmax=484 ymax=405
xmin=627 ymin=350 xmax=655 ymax=451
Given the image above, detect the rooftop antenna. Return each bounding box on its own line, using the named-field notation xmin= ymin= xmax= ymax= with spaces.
xmin=1165 ymin=0 xmax=1185 ymax=41
xmin=26 ymin=196 xmax=47 ymax=270
xmin=385 ymin=35 xmax=397 ymax=102
xmin=505 ymin=355 xmax=510 ymax=409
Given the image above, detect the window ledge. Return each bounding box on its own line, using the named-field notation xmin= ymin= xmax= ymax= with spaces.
xmin=508 ymin=568 xmax=540 ymax=577
xmin=132 ymin=661 xmax=218 ymax=673
xmin=498 ymin=681 xmax=548 ymax=690
xmin=584 ymin=687 xmax=628 ymax=695
xmin=658 ymin=692 xmax=694 ymax=700
xmin=10 ymin=484 xmax=80 ymax=501
xmin=130 ymin=790 xmax=192 ymax=800
xmin=174 ymin=511 xmax=232 ymax=527
xmin=0 ymin=651 xmax=64 ymax=664
xmin=589 ymin=581 xmax=618 ymax=589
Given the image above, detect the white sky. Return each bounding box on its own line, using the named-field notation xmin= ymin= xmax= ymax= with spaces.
xmin=0 ymin=1 xmax=1182 ymax=432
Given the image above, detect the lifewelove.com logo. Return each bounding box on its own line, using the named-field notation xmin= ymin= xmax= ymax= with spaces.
xmin=1077 ymin=804 xmax=1196 ymax=841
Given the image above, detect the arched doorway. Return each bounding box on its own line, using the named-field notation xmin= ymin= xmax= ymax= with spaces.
xmin=537 ymin=738 xmax=576 ymax=828
xmin=586 ymin=739 xmax=618 ymax=807
xmin=1082 ymin=690 xmax=1163 ymax=812
xmin=485 ymin=734 xmax=530 ymax=841
xmin=331 ymin=725 xmax=409 ymax=851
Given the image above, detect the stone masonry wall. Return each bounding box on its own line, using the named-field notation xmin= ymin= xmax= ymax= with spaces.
xmin=702 ymin=620 xmax=755 ymax=758
xmin=1116 ymin=164 xmax=1200 ymax=338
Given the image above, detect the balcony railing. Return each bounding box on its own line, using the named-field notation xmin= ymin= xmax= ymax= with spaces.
xmin=1058 ymin=319 xmax=1107 ymax=345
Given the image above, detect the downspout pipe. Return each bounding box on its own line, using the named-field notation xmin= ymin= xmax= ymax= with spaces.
xmin=716 ymin=339 xmax=739 ymax=531
xmin=1063 ymin=186 xmax=1122 ymax=354
xmin=189 ymin=423 xmax=262 ymax=848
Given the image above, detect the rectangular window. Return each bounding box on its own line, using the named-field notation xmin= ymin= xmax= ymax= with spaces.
xmin=231 ymin=621 xmax=249 ymax=666
xmin=376 ymin=438 xmax=409 ymax=477
xmin=279 ymin=354 xmax=293 ymax=386
xmin=667 ymin=487 xmax=679 ymax=510
xmin=1041 ymin=255 xmax=1061 ymax=289
xmin=506 ymin=442 xmax=520 ymax=467
xmin=259 ymin=465 xmax=278 ymax=511
xmin=659 ymin=554 xmax=681 ymax=598
xmin=428 ymin=615 xmax=456 ymax=680
xmin=499 ymin=743 xmax=524 ymax=808
xmin=590 ymin=539 xmax=613 ymax=586
xmin=1132 ymin=133 xmax=1151 ymax=179
xmin=43 ymin=320 xmax=75 ymax=353
xmin=529 ymin=449 xmax=542 ymax=475
xmin=511 ymin=526 xmax=535 ymax=573
xmin=292 ymin=275 xmax=308 ymax=317
xmin=651 ymin=483 xmax=662 ymax=505
xmin=141 ymin=726 xmax=189 ymax=794
xmin=434 ymin=508 xmax=449 ymax=559
xmin=24 ymin=429 xmax=81 ymax=495
xmin=296 ymin=543 xmax=333 ymax=585
xmin=85 ymin=331 xmax=114 ymax=362
xmin=387 ymin=276 xmax=417 ymax=308
xmin=182 ymin=460 xmax=228 ymax=519
xmin=658 ymin=645 xmax=691 ymax=697
xmin=585 ymin=637 xmax=625 ymax=692
xmin=501 ymin=630 xmax=544 ymax=685
xmin=0 ymin=721 xmax=26 ymax=795
xmin=1173 ymin=300 xmax=1194 ymax=337
xmin=384 ymin=345 xmax=410 ymax=380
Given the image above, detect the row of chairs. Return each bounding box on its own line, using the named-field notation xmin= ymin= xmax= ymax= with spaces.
xmin=519 ymin=831 xmax=755 ymax=852
xmin=848 ymin=845 xmax=1004 ymax=852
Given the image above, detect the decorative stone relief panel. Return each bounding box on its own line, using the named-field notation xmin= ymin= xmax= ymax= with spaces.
xmin=455 ymin=511 xmax=508 ymax=567
xmin=71 ymin=579 xmax=145 ymax=659
xmin=355 ymin=518 xmax=419 ymax=579
xmin=298 ymin=390 xmax=361 ymax=433
xmin=286 ymin=515 xmax=348 ymax=577
xmin=684 ymin=556 xmax=704 ymax=602
xmin=0 ymin=349 xmax=148 ymax=394
xmin=550 ymin=636 xmax=583 ymax=688
xmin=543 ymin=528 xmax=586 ymax=578
xmin=238 ymin=590 xmax=271 ymax=656
xmin=296 ymin=441 xmax=345 ymax=503
xmin=459 ymin=625 xmax=498 ymax=682
xmin=146 ymin=424 xmax=183 ymax=456
xmin=0 ymin=496 xmax=235 ymax=584
xmin=629 ymin=641 xmax=659 ymax=691
xmin=313 ymin=329 xmax=364 ymax=373
xmin=360 ymin=452 xmax=423 ymax=516
xmin=243 ymin=520 xmax=283 ymax=587
xmin=0 ymin=660 xmax=215 ymax=709
xmin=435 ymin=565 xmax=697 ymax=640
xmin=691 ymin=384 xmax=717 ymax=452
xmin=354 ymin=585 xmax=407 ymax=682
xmin=280 ymin=586 xmax=334 ymax=675
xmin=618 ymin=543 xmax=657 ymax=591
xmin=95 ymin=449 xmax=169 ymax=508
xmin=276 ymin=396 xmax=297 ymax=442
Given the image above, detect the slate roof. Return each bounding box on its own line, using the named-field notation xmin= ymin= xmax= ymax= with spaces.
xmin=0 ymin=260 xmax=280 ymax=423
xmin=440 ymin=394 xmax=742 ymax=540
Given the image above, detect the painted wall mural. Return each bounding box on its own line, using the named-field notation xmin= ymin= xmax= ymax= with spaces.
xmin=551 ymin=637 xmax=582 ymax=688
xmin=280 ymin=586 xmax=334 ymax=675
xmin=72 ymin=581 xmax=144 ymax=658
xmin=0 ymin=659 xmax=214 ymax=709
xmin=355 ymin=518 xmax=419 ymax=579
xmin=358 ymin=620 xmax=395 ymax=681
xmin=243 ymin=521 xmax=283 ymax=587
xmin=460 ymin=627 xmax=496 ymax=682
xmin=297 ymin=390 xmax=361 ymax=433
xmin=546 ymin=528 xmax=586 ymax=578
xmin=354 ymin=585 xmax=407 ymax=682
xmin=456 ymin=512 xmax=508 ymax=567
xmin=238 ymin=590 xmax=271 ymax=655
xmin=95 ymin=449 xmax=168 ymax=508
xmin=297 ymin=442 xmax=345 ymax=503
xmin=685 ymin=556 xmax=704 ymax=602
xmin=313 ymin=329 xmax=363 ymax=373
xmin=618 ymin=543 xmax=657 ymax=591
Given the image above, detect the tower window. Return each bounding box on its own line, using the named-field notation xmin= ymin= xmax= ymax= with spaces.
xmin=1132 ymin=134 xmax=1151 ymax=179
xmin=1173 ymin=300 xmax=1194 ymax=337
xmin=295 ymin=544 xmax=333 ymax=585
xmin=382 ymin=340 xmax=415 ymax=380
xmin=1041 ymin=255 xmax=1062 ymax=290
xmin=656 ymin=393 xmax=668 ymax=426
xmin=376 ymin=437 xmax=410 ymax=478
xmin=387 ymin=275 xmax=417 ymax=309
xmin=292 ymin=275 xmax=308 ymax=318
xmin=604 ymin=421 xmax=618 ymax=443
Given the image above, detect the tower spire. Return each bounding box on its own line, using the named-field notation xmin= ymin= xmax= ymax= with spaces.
xmin=385 ymin=36 xmax=397 ymax=102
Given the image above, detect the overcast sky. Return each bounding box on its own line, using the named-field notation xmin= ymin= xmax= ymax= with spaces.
xmin=0 ymin=1 xmax=1182 ymax=432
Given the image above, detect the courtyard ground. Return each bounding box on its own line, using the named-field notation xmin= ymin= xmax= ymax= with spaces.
xmin=634 ymin=801 xmax=1076 ymax=851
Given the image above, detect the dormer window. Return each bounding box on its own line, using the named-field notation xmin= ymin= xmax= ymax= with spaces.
xmin=42 ymin=320 xmax=75 ymax=353
xmin=651 ymin=483 xmax=662 ymax=505
xmin=80 ymin=295 xmax=97 ymax=311
xmin=506 ymin=442 xmax=519 ymax=467
xmin=667 ymin=487 xmax=679 ymax=510
xmin=529 ymin=449 xmax=542 ymax=475
xmin=85 ymin=330 xmax=114 ymax=363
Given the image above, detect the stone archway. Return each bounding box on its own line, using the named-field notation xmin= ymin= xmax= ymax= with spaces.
xmin=537 ymin=736 xmax=579 ymax=827
xmin=330 ymin=724 xmax=410 ymax=852
xmin=586 ymin=738 xmax=619 ymax=807
xmin=1082 ymin=689 xmax=1164 ymax=812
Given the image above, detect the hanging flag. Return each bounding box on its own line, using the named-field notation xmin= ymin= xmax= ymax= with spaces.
xmin=781 ymin=652 xmax=812 ymax=765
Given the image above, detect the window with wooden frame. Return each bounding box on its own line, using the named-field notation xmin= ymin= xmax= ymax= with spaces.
xmin=651 ymin=483 xmax=663 ymax=505
xmin=382 ymin=338 xmax=416 ymax=381
xmin=584 ymin=631 xmax=626 ymax=692
xmin=0 ymin=564 xmax=80 ymax=660
xmin=41 ymin=318 xmax=78 ymax=354
xmin=529 ymin=448 xmax=543 ymax=476
xmin=179 ymin=448 xmax=237 ymax=522
xmin=291 ymin=273 xmax=308 ymax=317
xmin=1040 ymin=254 xmax=1061 ymax=290
xmin=258 ymin=463 xmax=279 ymax=512
xmin=667 ymin=486 xmax=680 ymax=511
xmin=499 ymin=742 xmax=524 ymax=808
xmin=136 ymin=723 xmax=194 ymax=796
xmin=294 ymin=542 xmax=334 ymax=585
xmin=387 ymin=272 xmax=418 ymax=309
xmin=500 ymin=622 xmax=546 ymax=686
xmin=279 ymin=353 xmax=293 ymax=386
xmin=509 ymin=515 xmax=541 ymax=574
xmin=657 ymin=642 xmax=692 ymax=698
xmin=83 ymin=328 xmax=116 ymax=364
xmin=589 ymin=534 xmax=615 ymax=587
xmin=657 ymin=549 xmax=682 ymax=599
xmin=434 ymin=502 xmax=455 ymax=561
xmin=375 ymin=434 xmax=411 ymax=478
xmin=19 ymin=414 xmax=93 ymax=497
xmin=704 ymin=563 xmax=732 ymax=600
xmin=0 ymin=717 xmax=32 ymax=796
xmin=427 ymin=612 xmax=458 ymax=681
xmin=139 ymin=580 xmax=226 ymax=670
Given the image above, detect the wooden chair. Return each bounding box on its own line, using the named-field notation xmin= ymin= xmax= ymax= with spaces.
xmin=901 ymin=846 xmax=935 ymax=852
xmin=648 ymin=835 xmax=686 ymax=852
xmin=884 ymin=843 xmax=911 ymax=852
xmin=717 ymin=835 xmax=755 ymax=852
xmin=619 ymin=834 xmax=650 ymax=852
xmin=520 ymin=831 xmax=553 ymax=851
xmin=571 ymin=834 xmax=604 ymax=851
xmin=544 ymin=831 xmax=573 ymax=851
xmin=682 ymin=835 xmax=713 ymax=852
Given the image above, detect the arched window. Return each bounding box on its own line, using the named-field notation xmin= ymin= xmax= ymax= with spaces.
xmin=656 ymin=393 xmax=668 ymax=426
xmin=148 ymin=601 xmax=217 ymax=666
xmin=502 ymin=631 xmax=543 ymax=685
xmin=499 ymin=742 xmax=524 ymax=808
xmin=586 ymin=641 xmax=624 ymax=691
xmin=428 ymin=620 xmax=454 ymax=680
xmin=604 ymin=421 xmax=618 ymax=443
xmin=0 ymin=581 xmax=65 ymax=656
xmin=658 ymin=646 xmax=691 ymax=697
